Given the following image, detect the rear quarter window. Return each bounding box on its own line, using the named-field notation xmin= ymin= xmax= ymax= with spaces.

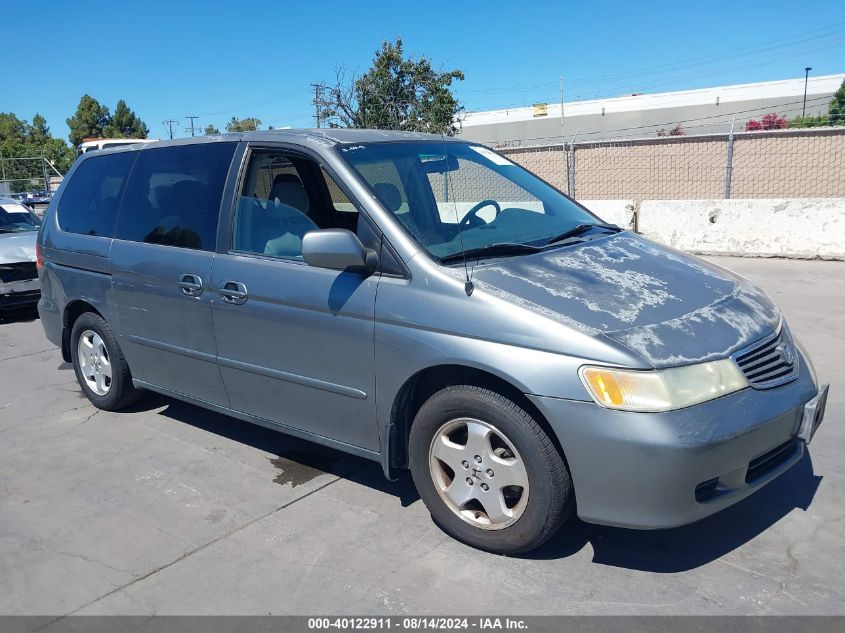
xmin=57 ymin=152 xmax=137 ymax=237
xmin=115 ymin=142 xmax=236 ymax=251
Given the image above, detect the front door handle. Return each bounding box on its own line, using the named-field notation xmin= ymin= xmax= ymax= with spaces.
xmin=177 ymin=273 xmax=203 ymax=297
xmin=219 ymin=281 xmax=248 ymax=305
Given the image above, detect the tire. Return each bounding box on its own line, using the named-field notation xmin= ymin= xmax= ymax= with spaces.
xmin=70 ymin=312 xmax=142 ymax=411
xmin=409 ymin=385 xmax=574 ymax=554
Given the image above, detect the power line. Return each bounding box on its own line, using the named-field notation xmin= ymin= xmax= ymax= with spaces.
xmin=482 ymin=95 xmax=834 ymax=146
xmin=455 ymin=26 xmax=845 ymax=112
xmin=457 ymin=23 xmax=845 ymax=98
xmin=195 ymin=85 xmax=312 ymax=118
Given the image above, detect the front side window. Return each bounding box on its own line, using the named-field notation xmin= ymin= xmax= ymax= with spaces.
xmin=232 ymin=151 xmax=359 ymax=261
xmin=115 ymin=142 xmax=236 ymax=251
xmin=57 ymin=151 xmax=136 ymax=237
xmin=340 ymin=142 xmax=597 ymax=261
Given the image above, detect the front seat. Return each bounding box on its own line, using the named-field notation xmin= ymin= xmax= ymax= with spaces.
xmin=373 ymin=182 xmax=426 ymax=241
xmin=254 ymin=174 xmax=318 ymax=258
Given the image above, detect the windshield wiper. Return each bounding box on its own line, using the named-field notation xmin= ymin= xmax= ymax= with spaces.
xmin=545 ymin=222 xmax=621 ymax=246
xmin=439 ymin=242 xmax=542 ymax=264
xmin=0 ymin=227 xmax=31 ymax=233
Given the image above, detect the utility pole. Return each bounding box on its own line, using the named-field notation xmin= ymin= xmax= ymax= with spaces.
xmin=41 ymin=151 xmax=50 ymax=192
xmin=560 ymin=77 xmax=567 ymax=194
xmin=185 ymin=115 xmax=199 ymax=137
xmin=311 ymin=84 xmax=325 ymax=128
xmin=162 ymin=119 xmax=179 ymax=140
xmin=560 ymin=77 xmax=565 ymax=141
xmin=802 ymin=67 xmax=813 ymax=118
xmin=725 ymin=115 xmax=736 ymax=199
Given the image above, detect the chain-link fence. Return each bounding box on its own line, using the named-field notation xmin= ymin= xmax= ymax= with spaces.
xmin=496 ymin=126 xmax=845 ymax=201
xmin=0 ymin=152 xmax=61 ymax=195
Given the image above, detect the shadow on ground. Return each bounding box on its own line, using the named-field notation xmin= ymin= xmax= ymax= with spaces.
xmin=138 ymin=392 xmax=821 ymax=571
xmin=0 ymin=305 xmax=39 ymax=324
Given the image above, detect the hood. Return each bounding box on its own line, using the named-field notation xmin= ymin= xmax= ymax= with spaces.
xmin=471 ymin=233 xmax=780 ymax=368
xmin=0 ymin=231 xmax=38 ymax=265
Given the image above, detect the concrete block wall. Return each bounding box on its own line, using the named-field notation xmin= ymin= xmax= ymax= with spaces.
xmin=583 ymin=198 xmax=845 ymax=260
xmin=579 ymin=200 xmax=636 ymax=230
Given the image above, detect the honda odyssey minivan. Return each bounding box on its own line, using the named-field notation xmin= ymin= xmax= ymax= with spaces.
xmin=37 ymin=130 xmax=828 ymax=553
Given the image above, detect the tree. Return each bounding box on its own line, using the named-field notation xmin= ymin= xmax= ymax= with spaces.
xmin=66 ymin=95 xmax=110 ymax=146
xmin=745 ymin=113 xmax=787 ymax=131
xmin=225 ymin=116 xmax=261 ymax=132
xmin=657 ymin=123 xmax=685 ymax=137
xmin=104 ymin=100 xmax=149 ymax=139
xmin=788 ymin=79 xmax=845 ymax=128
xmin=317 ymin=37 xmax=465 ymax=135
xmin=28 ymin=114 xmax=50 ymax=145
xmin=204 ymin=124 xmax=220 ymax=135
xmin=828 ymin=79 xmax=845 ymax=125
xmin=0 ymin=112 xmax=75 ymax=190
xmin=789 ymin=114 xmax=829 ymax=128
xmin=0 ymin=112 xmax=27 ymax=142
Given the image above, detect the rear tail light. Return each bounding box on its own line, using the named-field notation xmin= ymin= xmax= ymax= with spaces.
xmin=36 ymin=243 xmax=43 ymax=270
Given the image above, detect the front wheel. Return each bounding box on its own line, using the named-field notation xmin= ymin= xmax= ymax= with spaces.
xmin=409 ymin=385 xmax=574 ymax=554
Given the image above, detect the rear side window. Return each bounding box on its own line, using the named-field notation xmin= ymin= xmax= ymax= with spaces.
xmin=115 ymin=142 xmax=236 ymax=251
xmin=57 ymin=152 xmax=136 ymax=237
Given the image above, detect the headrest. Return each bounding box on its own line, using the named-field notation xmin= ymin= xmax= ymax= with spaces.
xmin=373 ymin=183 xmax=402 ymax=213
xmin=270 ymin=173 xmax=302 ymax=189
xmin=269 ymin=180 xmax=309 ymax=214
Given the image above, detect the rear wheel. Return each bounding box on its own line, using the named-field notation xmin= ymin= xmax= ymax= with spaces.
xmin=71 ymin=312 xmax=142 ymax=411
xmin=409 ymin=385 xmax=573 ymax=554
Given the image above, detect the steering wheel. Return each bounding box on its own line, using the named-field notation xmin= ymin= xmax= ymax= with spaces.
xmin=459 ymin=199 xmax=501 ymax=230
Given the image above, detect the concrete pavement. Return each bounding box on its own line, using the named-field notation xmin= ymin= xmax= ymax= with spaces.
xmin=1 ymin=256 xmax=843 ymax=615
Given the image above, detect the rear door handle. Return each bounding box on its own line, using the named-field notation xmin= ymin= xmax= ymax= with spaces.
xmin=219 ymin=281 xmax=248 ymax=305
xmin=177 ymin=273 xmax=203 ymax=297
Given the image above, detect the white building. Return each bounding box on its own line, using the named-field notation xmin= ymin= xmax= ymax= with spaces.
xmin=458 ymin=73 xmax=845 ymax=146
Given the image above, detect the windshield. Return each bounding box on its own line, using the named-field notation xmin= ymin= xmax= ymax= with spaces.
xmin=339 ymin=141 xmax=599 ymax=261
xmin=0 ymin=203 xmax=41 ymax=232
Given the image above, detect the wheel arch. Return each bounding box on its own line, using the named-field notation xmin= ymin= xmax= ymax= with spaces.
xmin=383 ymin=363 xmax=568 ymax=479
xmin=61 ymin=300 xmax=104 ymax=363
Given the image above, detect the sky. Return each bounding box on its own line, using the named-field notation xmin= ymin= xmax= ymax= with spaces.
xmin=2 ymin=0 xmax=844 ymax=144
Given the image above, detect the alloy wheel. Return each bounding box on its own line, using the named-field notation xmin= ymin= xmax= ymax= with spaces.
xmin=77 ymin=329 xmax=112 ymax=396
xmin=428 ymin=417 xmax=530 ymax=530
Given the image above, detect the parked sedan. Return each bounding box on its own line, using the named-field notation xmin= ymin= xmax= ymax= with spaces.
xmin=0 ymin=196 xmax=41 ymax=310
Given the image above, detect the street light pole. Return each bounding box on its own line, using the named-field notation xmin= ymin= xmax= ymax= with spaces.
xmin=802 ymin=67 xmax=812 ymax=118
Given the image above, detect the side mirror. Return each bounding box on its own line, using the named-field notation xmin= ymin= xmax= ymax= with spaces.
xmin=302 ymin=229 xmax=379 ymax=272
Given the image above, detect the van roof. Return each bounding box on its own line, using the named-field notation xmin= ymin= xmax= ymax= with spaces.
xmin=81 ymin=128 xmax=466 ymax=155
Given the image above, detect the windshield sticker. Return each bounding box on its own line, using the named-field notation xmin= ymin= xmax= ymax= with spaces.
xmin=469 ymin=146 xmax=515 ymax=166
xmin=1 ymin=204 xmax=31 ymax=214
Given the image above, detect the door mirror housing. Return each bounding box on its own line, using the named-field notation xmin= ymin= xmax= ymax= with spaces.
xmin=302 ymin=229 xmax=379 ymax=272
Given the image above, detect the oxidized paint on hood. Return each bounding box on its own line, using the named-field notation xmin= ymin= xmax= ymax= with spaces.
xmin=471 ymin=233 xmax=780 ymax=368
xmin=0 ymin=231 xmax=37 ymax=265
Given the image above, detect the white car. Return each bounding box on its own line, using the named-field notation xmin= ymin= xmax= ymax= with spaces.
xmin=0 ymin=196 xmax=40 ymax=310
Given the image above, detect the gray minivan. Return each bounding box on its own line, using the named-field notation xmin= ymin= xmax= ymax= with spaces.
xmin=37 ymin=130 xmax=828 ymax=553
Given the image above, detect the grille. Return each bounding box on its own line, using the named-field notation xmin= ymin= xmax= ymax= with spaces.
xmin=733 ymin=325 xmax=799 ymax=389
xmin=0 ymin=262 xmax=37 ymax=283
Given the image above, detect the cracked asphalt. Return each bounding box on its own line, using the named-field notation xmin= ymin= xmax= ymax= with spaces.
xmin=0 ymin=257 xmax=843 ymax=615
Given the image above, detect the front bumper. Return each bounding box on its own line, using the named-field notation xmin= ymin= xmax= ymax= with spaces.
xmin=529 ymin=354 xmax=823 ymax=529
xmin=0 ymin=277 xmax=40 ymax=309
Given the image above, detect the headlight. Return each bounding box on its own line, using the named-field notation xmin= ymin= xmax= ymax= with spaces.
xmin=579 ymin=359 xmax=748 ymax=412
